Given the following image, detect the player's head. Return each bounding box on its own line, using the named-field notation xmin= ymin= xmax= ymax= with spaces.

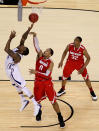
xmin=74 ymin=36 xmax=82 ymax=45
xmin=19 ymin=46 xmax=29 ymax=56
xmin=22 ymin=47 xmax=29 ymax=56
xmin=43 ymin=48 xmax=54 ymax=58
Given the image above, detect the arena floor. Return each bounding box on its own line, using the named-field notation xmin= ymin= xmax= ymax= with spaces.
xmin=0 ymin=0 xmax=99 ymax=131
xmin=0 ymin=81 xmax=99 ymax=131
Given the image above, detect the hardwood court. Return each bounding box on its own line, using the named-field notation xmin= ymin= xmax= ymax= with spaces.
xmin=0 ymin=0 xmax=99 ymax=131
xmin=45 ymin=0 xmax=99 ymax=11
xmin=0 ymin=81 xmax=99 ymax=131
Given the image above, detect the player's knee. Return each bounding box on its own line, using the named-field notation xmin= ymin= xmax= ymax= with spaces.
xmin=62 ymin=76 xmax=67 ymax=81
xmin=85 ymin=78 xmax=90 ymax=83
xmin=51 ymin=100 xmax=57 ymax=105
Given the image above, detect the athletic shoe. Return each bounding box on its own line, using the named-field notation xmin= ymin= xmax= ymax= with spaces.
xmin=36 ymin=105 xmax=42 ymax=121
xmin=58 ymin=114 xmax=65 ymax=128
xmin=20 ymin=100 xmax=29 ymax=112
xmin=57 ymin=88 xmax=66 ymax=97
xmin=34 ymin=104 xmax=41 ymax=116
xmin=90 ymin=91 xmax=98 ymax=101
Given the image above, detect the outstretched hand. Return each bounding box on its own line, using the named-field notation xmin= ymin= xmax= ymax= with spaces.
xmin=78 ymin=67 xmax=85 ymax=74
xmin=9 ymin=31 xmax=16 ymax=39
xmin=58 ymin=61 xmax=63 ymax=68
xmin=29 ymin=32 xmax=37 ymax=37
xmin=29 ymin=69 xmax=37 ymax=75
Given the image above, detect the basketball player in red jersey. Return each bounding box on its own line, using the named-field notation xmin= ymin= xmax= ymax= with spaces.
xmin=57 ymin=37 xmax=97 ymax=101
xmin=29 ymin=32 xmax=65 ymax=128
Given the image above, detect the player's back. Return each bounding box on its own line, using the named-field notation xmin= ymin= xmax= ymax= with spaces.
xmin=35 ymin=57 xmax=52 ymax=81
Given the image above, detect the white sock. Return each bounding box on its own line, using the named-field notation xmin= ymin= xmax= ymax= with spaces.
xmin=31 ymin=97 xmax=38 ymax=106
xmin=21 ymin=87 xmax=38 ymax=106
xmin=19 ymin=94 xmax=26 ymax=103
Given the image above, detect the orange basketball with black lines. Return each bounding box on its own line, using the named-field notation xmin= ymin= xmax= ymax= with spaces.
xmin=29 ymin=13 xmax=39 ymax=23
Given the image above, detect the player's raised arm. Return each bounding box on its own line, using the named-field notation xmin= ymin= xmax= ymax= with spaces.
xmin=18 ymin=24 xmax=34 ymax=47
xmin=58 ymin=45 xmax=69 ymax=68
xmin=4 ymin=31 xmax=21 ymax=63
xmin=29 ymin=61 xmax=54 ymax=79
xmin=29 ymin=32 xmax=43 ymax=59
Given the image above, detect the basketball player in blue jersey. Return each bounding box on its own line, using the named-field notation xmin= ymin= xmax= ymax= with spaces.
xmin=4 ymin=24 xmax=40 ymax=116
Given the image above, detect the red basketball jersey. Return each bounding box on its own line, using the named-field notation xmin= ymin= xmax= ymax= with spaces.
xmin=67 ymin=43 xmax=85 ymax=63
xmin=35 ymin=57 xmax=52 ymax=81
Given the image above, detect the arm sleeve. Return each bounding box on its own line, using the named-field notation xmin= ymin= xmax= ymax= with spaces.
xmin=36 ymin=70 xmax=51 ymax=79
xmin=33 ymin=36 xmax=41 ymax=53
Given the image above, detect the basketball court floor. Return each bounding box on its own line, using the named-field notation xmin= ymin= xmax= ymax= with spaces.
xmin=0 ymin=0 xmax=99 ymax=131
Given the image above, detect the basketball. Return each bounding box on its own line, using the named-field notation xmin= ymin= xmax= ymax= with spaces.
xmin=29 ymin=13 xmax=39 ymax=23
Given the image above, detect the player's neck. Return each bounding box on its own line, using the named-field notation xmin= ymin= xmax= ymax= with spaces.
xmin=44 ymin=56 xmax=49 ymax=59
xmin=74 ymin=44 xmax=80 ymax=49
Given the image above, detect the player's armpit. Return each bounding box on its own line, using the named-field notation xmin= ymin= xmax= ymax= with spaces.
xmin=6 ymin=50 xmax=21 ymax=63
xmin=36 ymin=50 xmax=43 ymax=61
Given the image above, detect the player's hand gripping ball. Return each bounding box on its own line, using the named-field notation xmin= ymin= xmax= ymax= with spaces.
xmin=29 ymin=13 xmax=39 ymax=23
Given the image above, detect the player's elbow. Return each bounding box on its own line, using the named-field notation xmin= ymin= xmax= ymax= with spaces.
xmin=63 ymin=51 xmax=66 ymax=57
xmin=4 ymin=48 xmax=9 ymax=53
xmin=87 ymin=56 xmax=91 ymax=62
xmin=4 ymin=47 xmax=8 ymax=52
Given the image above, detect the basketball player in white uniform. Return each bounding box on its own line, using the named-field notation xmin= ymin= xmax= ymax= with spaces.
xmin=4 ymin=24 xmax=40 ymax=116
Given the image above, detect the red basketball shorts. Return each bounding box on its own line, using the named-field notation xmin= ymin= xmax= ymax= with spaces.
xmin=63 ymin=60 xmax=89 ymax=80
xmin=34 ymin=80 xmax=56 ymax=104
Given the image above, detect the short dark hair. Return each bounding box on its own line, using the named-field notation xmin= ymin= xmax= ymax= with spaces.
xmin=22 ymin=47 xmax=29 ymax=56
xmin=76 ymin=36 xmax=82 ymax=42
xmin=49 ymin=48 xmax=54 ymax=56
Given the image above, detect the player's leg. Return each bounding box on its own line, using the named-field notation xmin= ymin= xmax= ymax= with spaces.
xmin=85 ymin=79 xmax=97 ymax=101
xmin=10 ymin=68 xmax=40 ymax=115
xmin=81 ymin=68 xmax=97 ymax=101
xmin=57 ymin=79 xmax=67 ymax=97
xmin=52 ymin=101 xmax=65 ymax=128
xmin=5 ymin=69 xmax=30 ymax=111
xmin=57 ymin=61 xmax=74 ymax=97
xmin=46 ymin=81 xmax=65 ymax=128
xmin=34 ymin=81 xmax=46 ymax=121
xmin=12 ymin=83 xmax=29 ymax=112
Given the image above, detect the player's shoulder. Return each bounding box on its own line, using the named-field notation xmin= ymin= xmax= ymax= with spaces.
xmin=49 ymin=58 xmax=54 ymax=65
xmin=80 ymin=44 xmax=86 ymax=50
xmin=68 ymin=43 xmax=74 ymax=48
xmin=39 ymin=56 xmax=43 ymax=60
xmin=68 ymin=43 xmax=74 ymax=49
xmin=13 ymin=47 xmax=18 ymax=52
xmin=69 ymin=43 xmax=74 ymax=46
